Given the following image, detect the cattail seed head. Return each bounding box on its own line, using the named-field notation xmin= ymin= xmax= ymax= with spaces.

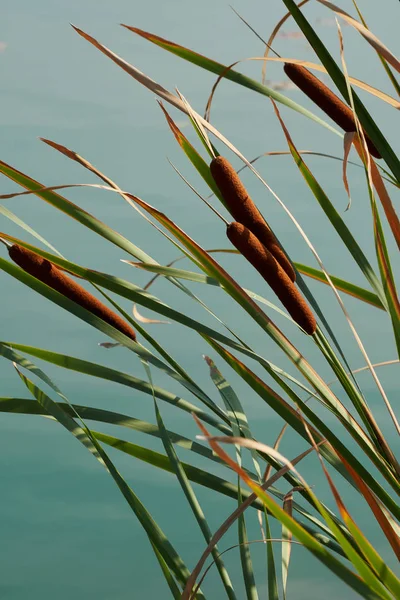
xmin=227 ymin=222 xmax=316 ymax=335
xmin=283 ymin=63 xmax=381 ymax=159
xmin=210 ymin=156 xmax=296 ymax=282
xmin=9 ymin=244 xmax=137 ymax=342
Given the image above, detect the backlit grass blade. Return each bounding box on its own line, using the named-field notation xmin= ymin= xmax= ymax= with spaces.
xmin=238 ymin=484 xmax=259 ymax=600
xmin=0 ymin=203 xmax=62 ymax=256
xmin=282 ymin=490 xmax=295 ymax=600
xmin=121 ymin=25 xmax=340 ymax=136
xmin=264 ymin=509 xmax=279 ymax=600
xmin=295 ymin=263 xmax=384 ymax=310
xmin=0 ymin=160 xmax=153 ymax=262
xmin=150 ymin=542 xmax=182 ymax=600
xmin=159 ymin=103 xmax=225 ymax=207
xmin=279 ymin=0 xmax=400 ymax=182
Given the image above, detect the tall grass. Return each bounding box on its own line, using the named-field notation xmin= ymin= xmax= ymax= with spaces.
xmin=1 ymin=2 xmax=399 ymax=598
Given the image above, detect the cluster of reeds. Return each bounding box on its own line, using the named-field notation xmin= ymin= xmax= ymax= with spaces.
xmin=1 ymin=3 xmax=399 ymax=600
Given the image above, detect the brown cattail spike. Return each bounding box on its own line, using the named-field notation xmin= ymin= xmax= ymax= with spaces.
xmin=227 ymin=222 xmax=316 ymax=335
xmin=210 ymin=156 xmax=296 ymax=282
xmin=9 ymin=245 xmax=137 ymax=342
xmin=283 ymin=63 xmax=381 ymax=159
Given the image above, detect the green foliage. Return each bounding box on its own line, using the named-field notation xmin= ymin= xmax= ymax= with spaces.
xmin=1 ymin=2 xmax=399 ymax=599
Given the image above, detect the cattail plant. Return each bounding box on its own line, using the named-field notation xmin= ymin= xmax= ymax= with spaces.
xmin=283 ymin=63 xmax=381 ymax=158
xmin=8 ymin=244 xmax=137 ymax=341
xmin=210 ymin=156 xmax=296 ymax=282
xmin=227 ymin=222 xmax=316 ymax=335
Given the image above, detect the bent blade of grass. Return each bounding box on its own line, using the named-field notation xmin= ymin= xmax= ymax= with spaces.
xmin=120 ymin=25 xmax=340 ymax=136
xmin=0 ymin=160 xmax=153 ymax=262
xmin=280 ymin=0 xmax=400 ymax=183
xmin=203 ymin=433 xmax=393 ymax=600
xmin=262 ymin=0 xmax=310 ymax=83
xmin=351 ymin=0 xmax=400 ymax=96
xmin=195 ymin=423 xmax=385 ymax=600
xmin=183 ymin=424 xmax=324 ymax=600
xmin=316 ymin=0 xmax=400 ymax=73
xmin=96 ymin=428 xmax=346 ymax=558
xmin=295 ymin=263 xmax=384 ymax=310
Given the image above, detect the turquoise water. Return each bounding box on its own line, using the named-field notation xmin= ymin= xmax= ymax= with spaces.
xmin=1 ymin=1 xmax=399 ymax=598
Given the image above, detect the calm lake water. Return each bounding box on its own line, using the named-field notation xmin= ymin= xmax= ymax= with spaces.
xmin=1 ymin=1 xmax=399 ymax=598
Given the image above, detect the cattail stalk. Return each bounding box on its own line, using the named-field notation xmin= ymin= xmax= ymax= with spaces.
xmin=283 ymin=63 xmax=381 ymax=159
xmin=210 ymin=156 xmax=296 ymax=282
xmin=9 ymin=244 xmax=137 ymax=341
xmin=227 ymin=222 xmax=316 ymax=335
